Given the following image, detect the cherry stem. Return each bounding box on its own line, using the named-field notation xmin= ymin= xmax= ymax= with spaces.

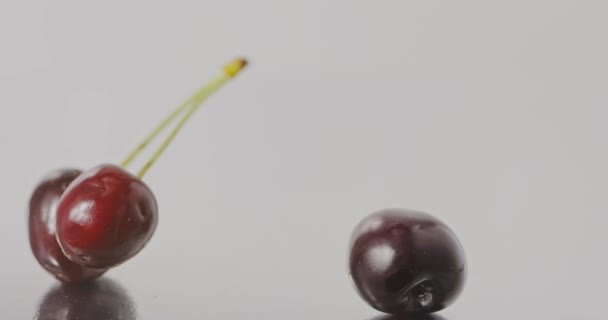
xmin=120 ymin=93 xmax=198 ymax=168
xmin=133 ymin=58 xmax=248 ymax=179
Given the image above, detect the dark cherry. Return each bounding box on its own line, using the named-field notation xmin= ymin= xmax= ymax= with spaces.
xmin=56 ymin=164 xmax=158 ymax=268
xmin=35 ymin=278 xmax=136 ymax=320
xmin=28 ymin=169 xmax=107 ymax=283
xmin=349 ymin=208 xmax=466 ymax=314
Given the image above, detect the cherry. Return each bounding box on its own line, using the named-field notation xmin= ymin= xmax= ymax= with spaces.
xmin=29 ymin=58 xmax=247 ymax=281
xmin=55 ymin=164 xmax=158 ymax=268
xmin=35 ymin=278 xmax=135 ymax=320
xmin=28 ymin=169 xmax=107 ymax=283
xmin=349 ymin=208 xmax=466 ymax=314
xmin=52 ymin=59 xmax=246 ymax=269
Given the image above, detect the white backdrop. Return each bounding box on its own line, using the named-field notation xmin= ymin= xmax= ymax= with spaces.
xmin=1 ymin=1 xmax=606 ymax=319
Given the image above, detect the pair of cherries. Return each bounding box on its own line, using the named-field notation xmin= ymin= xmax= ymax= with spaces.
xmin=29 ymin=165 xmax=157 ymax=283
xmin=28 ymin=59 xmax=248 ymax=283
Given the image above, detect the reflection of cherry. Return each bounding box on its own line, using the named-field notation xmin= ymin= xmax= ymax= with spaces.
xmin=370 ymin=314 xmax=446 ymax=320
xmin=349 ymin=209 xmax=466 ymax=314
xmin=34 ymin=278 xmax=136 ymax=320
xmin=28 ymin=169 xmax=107 ymax=283
xmin=55 ymin=164 xmax=158 ymax=268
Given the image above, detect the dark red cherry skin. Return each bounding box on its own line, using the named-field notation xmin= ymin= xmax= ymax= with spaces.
xmin=28 ymin=169 xmax=107 ymax=283
xmin=56 ymin=164 xmax=158 ymax=268
xmin=349 ymin=208 xmax=466 ymax=314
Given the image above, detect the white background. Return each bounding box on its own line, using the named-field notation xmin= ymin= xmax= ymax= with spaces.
xmin=0 ymin=1 xmax=606 ymax=319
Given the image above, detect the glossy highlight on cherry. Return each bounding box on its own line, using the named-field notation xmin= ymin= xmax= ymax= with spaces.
xmin=349 ymin=208 xmax=466 ymax=314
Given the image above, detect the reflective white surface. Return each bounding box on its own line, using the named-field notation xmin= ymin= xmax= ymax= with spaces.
xmin=1 ymin=1 xmax=607 ymax=318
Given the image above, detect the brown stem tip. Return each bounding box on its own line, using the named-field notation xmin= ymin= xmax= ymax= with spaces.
xmin=224 ymin=58 xmax=248 ymax=77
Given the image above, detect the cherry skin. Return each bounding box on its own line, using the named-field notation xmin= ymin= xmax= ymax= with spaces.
xmin=28 ymin=169 xmax=107 ymax=283
xmin=56 ymin=164 xmax=158 ymax=268
xmin=349 ymin=208 xmax=466 ymax=314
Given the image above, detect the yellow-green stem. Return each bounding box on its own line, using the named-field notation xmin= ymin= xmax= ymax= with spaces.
xmin=120 ymin=85 xmax=212 ymax=168
xmin=134 ymin=58 xmax=247 ymax=178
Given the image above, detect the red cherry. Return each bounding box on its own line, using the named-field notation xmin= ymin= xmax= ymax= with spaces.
xmin=28 ymin=169 xmax=107 ymax=283
xmin=30 ymin=59 xmax=245 ymax=279
xmin=56 ymin=164 xmax=158 ymax=268
xmin=349 ymin=209 xmax=466 ymax=314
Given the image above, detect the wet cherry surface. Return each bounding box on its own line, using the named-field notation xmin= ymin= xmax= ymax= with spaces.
xmin=56 ymin=164 xmax=158 ymax=268
xmin=349 ymin=209 xmax=466 ymax=314
xmin=28 ymin=169 xmax=107 ymax=283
